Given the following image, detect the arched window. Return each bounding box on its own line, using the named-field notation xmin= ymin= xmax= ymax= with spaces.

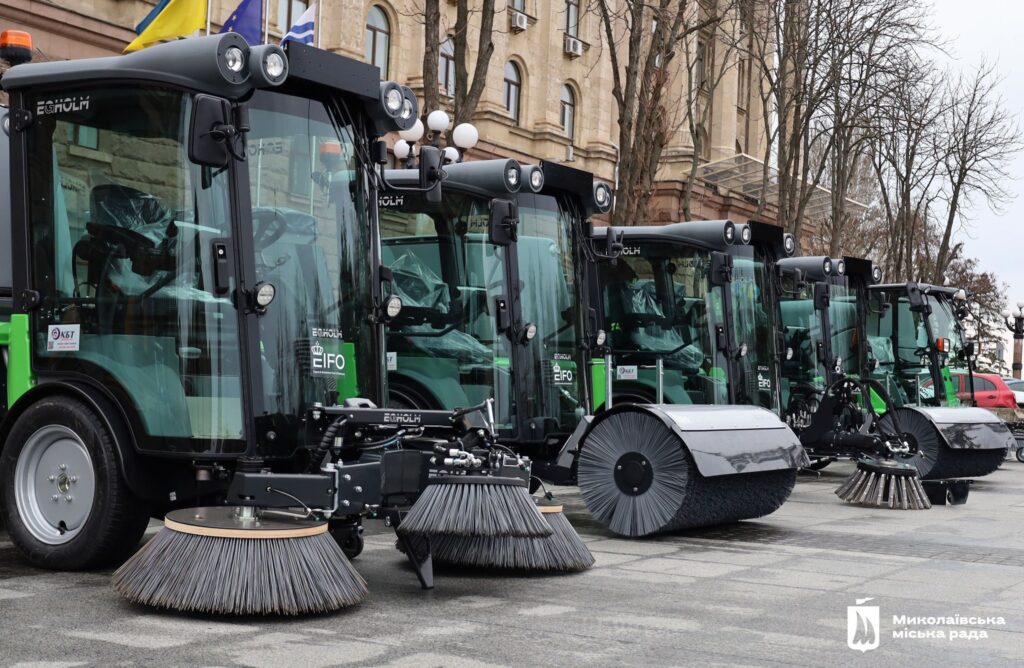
xmin=560 ymin=85 xmax=576 ymax=141
xmin=439 ymin=38 xmax=456 ymax=98
xmin=364 ymin=6 xmax=391 ymax=79
xmin=503 ymin=62 xmax=522 ymax=123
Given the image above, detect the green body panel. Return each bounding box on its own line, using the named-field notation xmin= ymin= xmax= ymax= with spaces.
xmin=333 ymin=342 xmax=359 ymax=402
xmin=869 ymin=386 xmax=886 ymax=414
xmin=0 ymin=315 xmax=35 ymax=407
xmin=940 ymin=366 xmax=960 ymax=407
xmin=590 ymin=358 xmax=606 ymax=412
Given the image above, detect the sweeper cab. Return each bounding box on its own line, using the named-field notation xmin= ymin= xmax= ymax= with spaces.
xmin=0 ymin=33 xmax=546 ymax=613
xmin=866 ymin=281 xmax=1013 ymax=479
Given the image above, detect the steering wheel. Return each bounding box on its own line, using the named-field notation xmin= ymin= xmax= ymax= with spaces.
xmin=252 ymin=209 xmax=291 ymax=253
xmin=86 ymin=222 xmax=156 ymax=256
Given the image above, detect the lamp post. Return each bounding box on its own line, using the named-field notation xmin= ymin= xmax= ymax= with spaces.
xmin=1002 ymin=302 xmax=1024 ymax=379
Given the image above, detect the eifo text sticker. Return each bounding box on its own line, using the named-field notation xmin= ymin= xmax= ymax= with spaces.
xmin=47 ymin=324 xmax=80 ymax=352
xmin=309 ymin=329 xmax=346 ymax=377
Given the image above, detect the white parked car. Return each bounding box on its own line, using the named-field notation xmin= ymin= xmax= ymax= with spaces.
xmin=1003 ymin=378 xmax=1024 ymax=407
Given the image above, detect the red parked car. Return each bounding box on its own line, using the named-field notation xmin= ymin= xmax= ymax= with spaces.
xmin=952 ymin=372 xmax=1018 ymax=409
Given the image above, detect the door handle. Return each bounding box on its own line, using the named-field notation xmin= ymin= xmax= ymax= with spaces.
xmin=212 ymin=238 xmax=232 ymax=295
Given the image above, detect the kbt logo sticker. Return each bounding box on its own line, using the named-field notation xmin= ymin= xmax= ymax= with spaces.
xmin=848 ymin=598 xmax=880 ymax=652
xmin=46 ymin=324 xmax=80 ymax=352
xmin=310 ymin=340 xmax=346 ymax=376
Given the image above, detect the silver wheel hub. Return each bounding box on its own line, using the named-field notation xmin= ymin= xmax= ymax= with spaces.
xmin=14 ymin=425 xmax=96 ymax=545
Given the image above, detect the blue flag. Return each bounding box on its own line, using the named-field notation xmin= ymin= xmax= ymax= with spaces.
xmin=282 ymin=2 xmax=316 ymax=45
xmin=135 ymin=0 xmax=173 ymax=34
xmin=220 ymin=0 xmax=263 ymax=45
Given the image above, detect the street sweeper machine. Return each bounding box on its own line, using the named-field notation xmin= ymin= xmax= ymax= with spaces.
xmin=0 ymin=33 xmax=562 ymax=615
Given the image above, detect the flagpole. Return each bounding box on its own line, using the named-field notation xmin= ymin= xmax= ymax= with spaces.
xmin=262 ymin=0 xmax=270 ymax=42
xmin=206 ymin=0 xmax=213 ymax=35
xmin=315 ymin=1 xmax=322 ymax=48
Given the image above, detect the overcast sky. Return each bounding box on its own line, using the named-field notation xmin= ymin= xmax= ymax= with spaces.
xmin=930 ymin=0 xmax=1024 ymax=303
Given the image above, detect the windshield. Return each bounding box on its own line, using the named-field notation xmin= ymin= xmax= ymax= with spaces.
xmin=731 ymin=247 xmax=780 ymax=411
xmin=866 ymin=291 xmax=964 ymax=406
xmin=779 ymin=281 xmax=826 ymax=427
xmin=378 ymin=189 xmax=514 ymax=429
xmin=516 ymin=193 xmax=584 ymax=435
xmin=247 ymin=90 xmax=375 ymax=449
xmin=829 ymin=276 xmax=860 ymax=376
xmin=26 ymin=86 xmax=243 ymax=450
xmin=597 ymin=243 xmax=728 ymax=405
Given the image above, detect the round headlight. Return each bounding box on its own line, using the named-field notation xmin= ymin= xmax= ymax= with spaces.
xmin=823 ymin=258 xmax=832 ymax=275
xmin=739 ymin=343 xmax=748 ymax=357
xmin=530 ymin=168 xmax=544 ymax=191
xmin=523 ymin=323 xmax=538 ymax=342
xmin=724 ymin=223 xmax=735 ymax=243
xmin=400 ymin=98 xmax=415 ymax=121
xmin=385 ymin=295 xmax=403 ymax=319
xmin=836 ymin=259 xmax=846 ymax=275
xmin=595 ymin=183 xmax=611 ymax=207
xmin=225 ymin=46 xmax=246 ymax=73
xmin=264 ymin=51 xmax=286 ymax=80
xmin=784 ymin=234 xmax=796 ymax=255
xmin=384 ymin=88 xmax=404 ymax=114
xmin=954 ymin=288 xmax=967 ymax=302
xmin=741 ymin=225 xmax=752 ymax=244
xmin=786 ymin=346 xmax=794 ymax=361
xmin=506 ymin=166 xmax=520 ymax=188
xmin=254 ymin=282 xmax=276 ymax=308
xmin=872 ymin=266 xmax=883 ymax=283
xmin=596 ymin=329 xmax=607 ymax=346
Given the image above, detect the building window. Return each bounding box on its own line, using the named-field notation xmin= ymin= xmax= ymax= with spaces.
xmin=440 ymin=38 xmax=456 ymax=98
xmin=737 ymin=57 xmax=747 ymax=108
xmin=278 ymin=0 xmax=308 ymax=33
xmin=510 ymin=0 xmax=526 ymax=10
xmin=365 ymin=6 xmax=391 ymax=79
xmin=72 ymin=125 xmax=99 ymax=150
xmin=560 ymin=84 xmax=576 ymax=142
xmin=693 ymin=40 xmax=707 ymax=91
xmin=503 ymin=62 xmax=522 ymax=123
xmin=565 ymin=0 xmax=580 ymax=37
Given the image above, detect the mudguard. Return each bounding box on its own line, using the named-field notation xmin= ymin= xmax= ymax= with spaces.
xmin=904 ymin=406 xmax=1014 ymax=451
xmin=586 ymin=404 xmax=807 ymax=477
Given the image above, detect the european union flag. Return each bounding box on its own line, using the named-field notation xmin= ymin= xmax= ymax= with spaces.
xmin=220 ymin=0 xmax=263 ymax=46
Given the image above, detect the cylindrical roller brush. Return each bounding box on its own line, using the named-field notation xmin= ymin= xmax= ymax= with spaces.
xmin=835 ymin=456 xmax=931 ymax=510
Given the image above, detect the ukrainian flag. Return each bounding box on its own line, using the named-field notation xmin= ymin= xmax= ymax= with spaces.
xmin=125 ymin=0 xmax=208 ymax=53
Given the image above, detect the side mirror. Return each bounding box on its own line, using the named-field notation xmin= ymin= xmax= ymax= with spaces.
xmin=489 ymin=198 xmax=518 ymax=246
xmin=189 ymin=94 xmax=233 ymax=168
xmin=419 ymin=145 xmax=444 ymax=205
xmin=778 ymin=266 xmax=805 ymax=294
xmin=962 ymin=341 xmax=976 ymax=359
xmin=813 ymin=281 xmax=830 ymax=311
xmin=710 ymin=251 xmax=732 ymax=286
xmin=605 ymin=227 xmax=624 ymax=257
xmin=907 ymin=283 xmax=931 ymax=314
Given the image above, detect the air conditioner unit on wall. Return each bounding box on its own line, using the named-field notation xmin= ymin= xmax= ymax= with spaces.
xmin=564 ymin=36 xmax=583 ymax=58
xmin=510 ymin=11 xmax=528 ymax=32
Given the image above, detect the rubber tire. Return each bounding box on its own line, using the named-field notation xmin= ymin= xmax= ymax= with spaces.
xmin=1016 ymin=446 xmax=1024 ymax=464
xmin=0 ymin=397 xmax=150 ymax=570
xmin=880 ymin=408 xmax=1005 ymax=480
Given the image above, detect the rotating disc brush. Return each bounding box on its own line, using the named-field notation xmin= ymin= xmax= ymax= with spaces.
xmin=397 ymin=475 xmax=552 ymax=538
xmin=426 ymin=505 xmax=595 ymax=572
xmin=113 ymin=507 xmax=367 ymax=615
xmin=835 ymin=456 xmax=932 ymax=510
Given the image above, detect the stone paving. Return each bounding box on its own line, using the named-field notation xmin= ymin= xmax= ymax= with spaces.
xmin=2 ymin=459 xmax=1023 ymax=666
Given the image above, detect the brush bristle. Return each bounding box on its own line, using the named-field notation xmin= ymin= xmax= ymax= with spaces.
xmin=113 ymin=528 xmax=367 ymax=615
xmin=835 ymin=463 xmax=931 ymax=510
xmin=578 ymin=409 xmax=797 ymax=536
xmin=428 ymin=509 xmax=595 ymax=572
xmin=398 ymin=480 xmax=553 ymax=538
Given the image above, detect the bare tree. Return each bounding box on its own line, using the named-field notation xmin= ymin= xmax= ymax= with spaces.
xmin=593 ymin=0 xmax=723 ymax=226
xmin=419 ymin=0 xmax=499 ymax=128
xmin=931 ymin=62 xmax=1023 ymax=283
